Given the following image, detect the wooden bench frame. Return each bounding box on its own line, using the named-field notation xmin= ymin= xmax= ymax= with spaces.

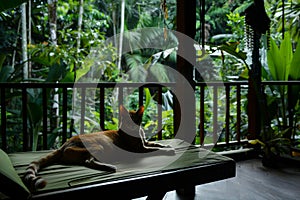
xmin=29 ymin=150 xmax=235 ymax=200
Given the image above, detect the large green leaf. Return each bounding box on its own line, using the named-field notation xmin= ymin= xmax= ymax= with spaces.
xmin=46 ymin=64 xmax=65 ymax=82
xmin=0 ymin=149 xmax=30 ymax=198
xmin=128 ymin=64 xmax=147 ymax=82
xmin=219 ymin=42 xmax=247 ymax=62
xmin=125 ymin=53 xmax=148 ymax=82
xmin=150 ymin=62 xmax=170 ymax=82
xmin=143 ymin=88 xmax=152 ymax=111
xmin=289 ymin=37 xmax=300 ymax=80
xmin=0 ymin=66 xmax=13 ymax=82
xmin=279 ymin=32 xmax=293 ymax=80
xmin=289 ymin=37 xmax=300 ymax=108
xmin=267 ymin=32 xmax=293 ymax=81
xmin=267 ymin=38 xmax=282 ymax=80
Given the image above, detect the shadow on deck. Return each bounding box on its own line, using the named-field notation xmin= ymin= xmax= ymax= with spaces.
xmin=136 ymin=158 xmax=300 ymax=200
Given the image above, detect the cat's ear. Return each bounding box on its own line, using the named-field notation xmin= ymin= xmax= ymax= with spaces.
xmin=136 ymin=105 xmax=144 ymax=117
xmin=119 ymin=104 xmax=129 ymax=116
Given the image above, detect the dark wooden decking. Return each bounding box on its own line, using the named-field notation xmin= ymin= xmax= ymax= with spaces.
xmin=135 ymin=158 xmax=300 ymax=200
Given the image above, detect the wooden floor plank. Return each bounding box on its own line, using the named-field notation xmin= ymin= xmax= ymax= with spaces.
xmin=135 ymin=158 xmax=300 ymax=200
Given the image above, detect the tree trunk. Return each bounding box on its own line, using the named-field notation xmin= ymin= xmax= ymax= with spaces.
xmin=12 ymin=19 xmax=21 ymax=69
xmin=112 ymin=8 xmax=117 ymax=50
xmin=48 ymin=0 xmax=57 ymax=45
xmin=47 ymin=0 xmax=59 ymax=133
xmin=28 ymin=0 xmax=32 ymax=78
xmin=21 ymin=3 xmax=28 ymax=80
xmin=117 ymin=0 xmax=125 ymax=71
xmin=77 ymin=0 xmax=84 ymax=53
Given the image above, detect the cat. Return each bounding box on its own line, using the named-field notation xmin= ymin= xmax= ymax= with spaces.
xmin=24 ymin=105 xmax=175 ymax=191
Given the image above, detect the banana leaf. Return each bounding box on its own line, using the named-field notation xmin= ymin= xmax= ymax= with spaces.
xmin=267 ymin=32 xmax=292 ymax=81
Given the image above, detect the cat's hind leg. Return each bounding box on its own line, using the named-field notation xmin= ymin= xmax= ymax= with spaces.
xmin=143 ymin=146 xmax=175 ymax=155
xmin=85 ymin=157 xmax=117 ymax=172
xmin=144 ymin=141 xmax=175 ymax=155
xmin=145 ymin=141 xmax=171 ymax=148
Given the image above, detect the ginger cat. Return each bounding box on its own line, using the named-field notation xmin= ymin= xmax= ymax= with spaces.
xmin=24 ymin=105 xmax=175 ymax=191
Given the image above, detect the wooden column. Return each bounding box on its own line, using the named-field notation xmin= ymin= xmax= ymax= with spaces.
xmin=247 ymin=32 xmax=262 ymax=139
xmin=245 ymin=0 xmax=270 ymax=139
xmin=175 ymin=0 xmax=196 ymax=142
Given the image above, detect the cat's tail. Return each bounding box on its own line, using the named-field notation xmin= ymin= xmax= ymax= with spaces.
xmin=23 ymin=149 xmax=62 ymax=191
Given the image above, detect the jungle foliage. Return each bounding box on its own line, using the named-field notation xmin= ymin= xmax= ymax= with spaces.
xmin=0 ymin=0 xmax=299 ymax=152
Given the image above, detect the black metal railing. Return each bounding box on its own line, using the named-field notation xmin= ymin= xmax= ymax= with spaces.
xmin=0 ymin=81 xmax=299 ymax=152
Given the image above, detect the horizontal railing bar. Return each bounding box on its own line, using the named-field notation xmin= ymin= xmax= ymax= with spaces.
xmin=261 ymin=80 xmax=300 ymax=85
xmin=196 ymin=80 xmax=300 ymax=86
xmin=0 ymin=82 xmax=177 ymax=88
xmin=0 ymin=81 xmax=299 ymax=89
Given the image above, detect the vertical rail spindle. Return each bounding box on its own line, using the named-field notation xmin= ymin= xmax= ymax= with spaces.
xmin=100 ymin=87 xmax=105 ymax=131
xmin=213 ymin=86 xmax=218 ymax=144
xmin=22 ymin=88 xmax=28 ymax=151
xmin=199 ymin=85 xmax=205 ymax=146
xmin=225 ymin=85 xmax=230 ymax=144
xmin=1 ymin=88 xmax=7 ymax=151
xmin=80 ymin=88 xmax=86 ymax=134
xmin=157 ymin=86 xmax=163 ymax=140
xmin=42 ymin=88 xmax=48 ymax=149
xmin=62 ymin=87 xmax=68 ymax=143
xmin=236 ymin=85 xmax=241 ymax=143
xmin=118 ymin=87 xmax=123 ymax=126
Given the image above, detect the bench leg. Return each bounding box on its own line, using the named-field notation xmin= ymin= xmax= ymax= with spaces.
xmin=176 ymin=185 xmax=195 ymax=197
xmin=146 ymin=192 xmax=166 ymax=200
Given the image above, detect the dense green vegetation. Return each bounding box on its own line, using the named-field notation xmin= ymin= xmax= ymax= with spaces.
xmin=0 ymin=0 xmax=299 ymax=152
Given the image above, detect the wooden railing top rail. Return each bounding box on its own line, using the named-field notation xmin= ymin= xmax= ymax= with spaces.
xmin=0 ymin=80 xmax=298 ymax=88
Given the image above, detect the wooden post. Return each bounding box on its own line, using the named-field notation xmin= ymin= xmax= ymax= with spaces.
xmin=175 ymin=0 xmax=196 ymax=141
xmin=247 ymin=32 xmax=262 ymax=139
xmin=245 ymin=0 xmax=270 ymax=139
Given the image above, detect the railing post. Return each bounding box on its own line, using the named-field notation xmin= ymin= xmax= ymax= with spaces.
xmin=247 ymin=32 xmax=262 ymax=140
xmin=245 ymin=0 xmax=270 ymax=140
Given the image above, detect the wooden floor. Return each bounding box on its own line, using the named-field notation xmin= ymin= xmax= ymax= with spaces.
xmin=135 ymin=158 xmax=300 ymax=200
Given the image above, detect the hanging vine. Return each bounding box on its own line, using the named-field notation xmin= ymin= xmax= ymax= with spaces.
xmin=244 ymin=0 xmax=271 ymax=50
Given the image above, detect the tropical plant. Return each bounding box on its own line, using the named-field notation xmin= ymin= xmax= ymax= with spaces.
xmin=249 ymin=127 xmax=292 ymax=167
xmin=274 ymin=0 xmax=300 ymax=41
xmin=265 ymin=32 xmax=300 ymax=132
xmin=245 ymin=31 xmax=300 ymax=167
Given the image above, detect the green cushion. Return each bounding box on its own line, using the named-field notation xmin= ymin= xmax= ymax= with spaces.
xmin=10 ymin=139 xmax=233 ymax=193
xmin=0 ymin=149 xmax=30 ymax=199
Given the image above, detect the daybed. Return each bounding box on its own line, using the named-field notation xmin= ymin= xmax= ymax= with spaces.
xmin=0 ymin=139 xmax=235 ymax=200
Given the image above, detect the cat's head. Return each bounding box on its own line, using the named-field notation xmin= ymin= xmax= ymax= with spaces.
xmin=119 ymin=105 xmax=144 ymax=133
